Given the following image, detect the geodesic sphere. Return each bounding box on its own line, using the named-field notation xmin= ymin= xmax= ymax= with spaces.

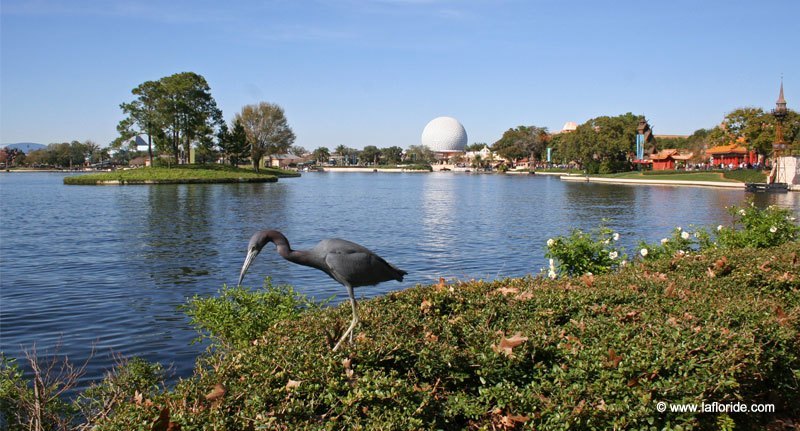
xmin=421 ymin=116 xmax=468 ymax=153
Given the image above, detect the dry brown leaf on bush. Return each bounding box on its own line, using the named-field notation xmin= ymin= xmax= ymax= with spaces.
xmin=285 ymin=379 xmax=302 ymax=390
xmin=343 ymin=358 xmax=354 ymax=379
xmin=152 ymin=407 xmax=175 ymax=431
xmin=776 ymin=306 xmax=789 ymax=325
xmin=500 ymin=413 xmax=530 ymax=428
xmin=419 ymin=299 xmax=432 ymax=313
xmin=425 ymin=331 xmax=439 ymax=342
xmin=759 ymin=261 xmax=772 ymax=272
xmin=580 ymin=274 xmax=594 ymax=287
xmin=606 ymin=348 xmax=623 ymax=368
xmin=492 ymin=332 xmax=528 ymax=357
xmin=706 ymin=267 xmax=716 ymax=278
xmin=514 ymin=290 xmax=535 ymax=301
xmin=620 ymin=310 xmax=640 ymax=323
xmin=493 ymin=287 xmax=519 ymax=296
xmin=204 ymin=383 xmax=226 ymax=402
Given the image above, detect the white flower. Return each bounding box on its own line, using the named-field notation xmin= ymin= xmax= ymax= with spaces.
xmin=612 ymin=232 xmax=620 ymax=241
xmin=609 ymin=251 xmax=618 ymax=260
xmin=717 ymin=224 xmax=724 ymax=231
xmin=676 ymin=250 xmax=686 ymax=256
xmin=681 ymin=231 xmax=690 ymax=240
xmin=547 ymin=238 xmax=555 ymax=247
xmin=676 ymin=226 xmax=682 ymax=232
xmin=640 ymin=248 xmax=649 ymax=257
xmin=739 ymin=209 xmax=746 ymax=216
xmin=660 ymin=238 xmax=669 ymax=245
xmin=549 ymin=258 xmax=555 ymax=268
xmin=548 ymin=270 xmax=557 ymax=280
xmin=770 ymin=226 xmax=777 ymax=233
xmin=603 ymin=239 xmax=610 ymax=245
xmin=788 ymin=216 xmax=796 ymax=222
xmin=620 ymin=260 xmax=628 ymax=267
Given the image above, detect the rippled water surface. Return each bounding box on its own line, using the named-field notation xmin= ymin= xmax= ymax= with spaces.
xmin=1 ymin=171 xmax=797 ymax=387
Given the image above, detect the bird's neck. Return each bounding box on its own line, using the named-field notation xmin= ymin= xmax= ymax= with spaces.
xmin=270 ymin=232 xmax=325 ymax=271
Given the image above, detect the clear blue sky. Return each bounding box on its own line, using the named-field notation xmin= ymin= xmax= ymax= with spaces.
xmin=1 ymin=0 xmax=798 ymax=150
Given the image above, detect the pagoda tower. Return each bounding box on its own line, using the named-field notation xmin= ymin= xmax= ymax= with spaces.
xmin=772 ymin=80 xmax=788 ymax=157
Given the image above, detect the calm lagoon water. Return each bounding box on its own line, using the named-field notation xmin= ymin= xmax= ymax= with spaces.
xmin=1 ymin=171 xmax=797 ymax=387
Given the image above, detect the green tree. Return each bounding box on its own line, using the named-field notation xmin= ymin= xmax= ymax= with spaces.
xmin=117 ymin=80 xmax=163 ymax=166
xmin=334 ymin=145 xmax=357 ymax=165
xmin=218 ymin=119 xmax=250 ymax=166
xmin=380 ymin=146 xmax=403 ymax=164
xmin=491 ymin=126 xmax=548 ymax=162
xmin=235 ymin=102 xmax=295 ymax=172
xmin=406 ymin=145 xmax=434 ymax=164
xmin=312 ymin=147 xmax=330 ymax=164
xmin=289 ymin=146 xmax=307 ymax=156
xmin=464 ymin=142 xmax=487 ymax=152
xmin=359 ymin=145 xmax=381 ymax=165
xmin=721 ymin=107 xmax=800 ymax=157
xmin=556 ymin=113 xmax=639 ymax=172
xmin=158 ymin=72 xmax=223 ymax=164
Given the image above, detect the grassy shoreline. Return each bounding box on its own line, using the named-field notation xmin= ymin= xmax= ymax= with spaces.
xmin=62 ymin=165 xmax=299 ymax=185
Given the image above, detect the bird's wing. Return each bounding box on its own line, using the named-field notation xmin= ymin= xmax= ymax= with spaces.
xmin=321 ymin=243 xmax=402 ymax=287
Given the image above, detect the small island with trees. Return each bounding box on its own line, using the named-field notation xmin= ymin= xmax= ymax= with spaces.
xmin=63 ymin=72 xmax=300 ymax=185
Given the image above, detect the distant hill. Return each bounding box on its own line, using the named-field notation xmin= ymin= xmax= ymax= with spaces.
xmin=2 ymin=142 xmax=46 ymax=153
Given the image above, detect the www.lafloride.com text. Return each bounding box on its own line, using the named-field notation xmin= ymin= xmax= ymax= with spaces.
xmin=656 ymin=401 xmax=775 ymax=413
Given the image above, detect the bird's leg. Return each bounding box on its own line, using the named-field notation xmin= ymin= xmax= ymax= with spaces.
xmin=332 ymin=285 xmax=358 ymax=352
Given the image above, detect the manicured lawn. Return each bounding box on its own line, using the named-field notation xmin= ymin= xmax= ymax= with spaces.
xmin=597 ymin=171 xmax=740 ymax=182
xmin=63 ymin=164 xmax=298 ymax=185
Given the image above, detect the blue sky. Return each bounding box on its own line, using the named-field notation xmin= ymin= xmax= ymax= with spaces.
xmin=1 ymin=0 xmax=798 ymax=150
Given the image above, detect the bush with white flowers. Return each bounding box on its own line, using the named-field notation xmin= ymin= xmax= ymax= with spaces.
xmin=544 ymin=199 xmax=798 ymax=271
xmin=545 ymin=224 xmax=626 ymax=277
xmin=715 ymin=202 xmax=799 ymax=248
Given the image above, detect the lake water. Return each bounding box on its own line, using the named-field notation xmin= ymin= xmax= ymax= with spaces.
xmin=1 ymin=171 xmax=797 ymax=388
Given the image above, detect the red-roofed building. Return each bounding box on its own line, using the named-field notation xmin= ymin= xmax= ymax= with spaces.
xmin=651 ymin=149 xmax=694 ymax=170
xmin=705 ymin=143 xmax=756 ymax=167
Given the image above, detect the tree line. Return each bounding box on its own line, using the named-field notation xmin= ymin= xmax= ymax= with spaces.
xmin=490 ymin=108 xmax=799 ymax=174
xmin=3 ymin=141 xmax=110 ymax=169
xmin=6 ymin=71 xmax=798 ymax=172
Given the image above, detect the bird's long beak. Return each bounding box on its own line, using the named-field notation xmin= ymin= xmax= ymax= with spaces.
xmin=237 ymin=248 xmax=259 ymax=287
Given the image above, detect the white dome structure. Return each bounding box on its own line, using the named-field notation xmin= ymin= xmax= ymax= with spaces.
xmin=421 ymin=116 xmax=468 ymax=153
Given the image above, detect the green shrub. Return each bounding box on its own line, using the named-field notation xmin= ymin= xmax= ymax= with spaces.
xmin=722 ymin=169 xmax=767 ymax=183
xmin=88 ymin=242 xmax=800 ymax=430
xmin=716 ymin=202 xmax=799 ymax=249
xmin=637 ymin=226 xmax=712 ymax=261
xmin=545 ymin=224 xmax=626 ymax=277
xmin=183 ymin=281 xmax=322 ymax=349
xmin=75 ymin=357 xmax=166 ymax=425
xmin=0 ymin=355 xmax=31 ymax=430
